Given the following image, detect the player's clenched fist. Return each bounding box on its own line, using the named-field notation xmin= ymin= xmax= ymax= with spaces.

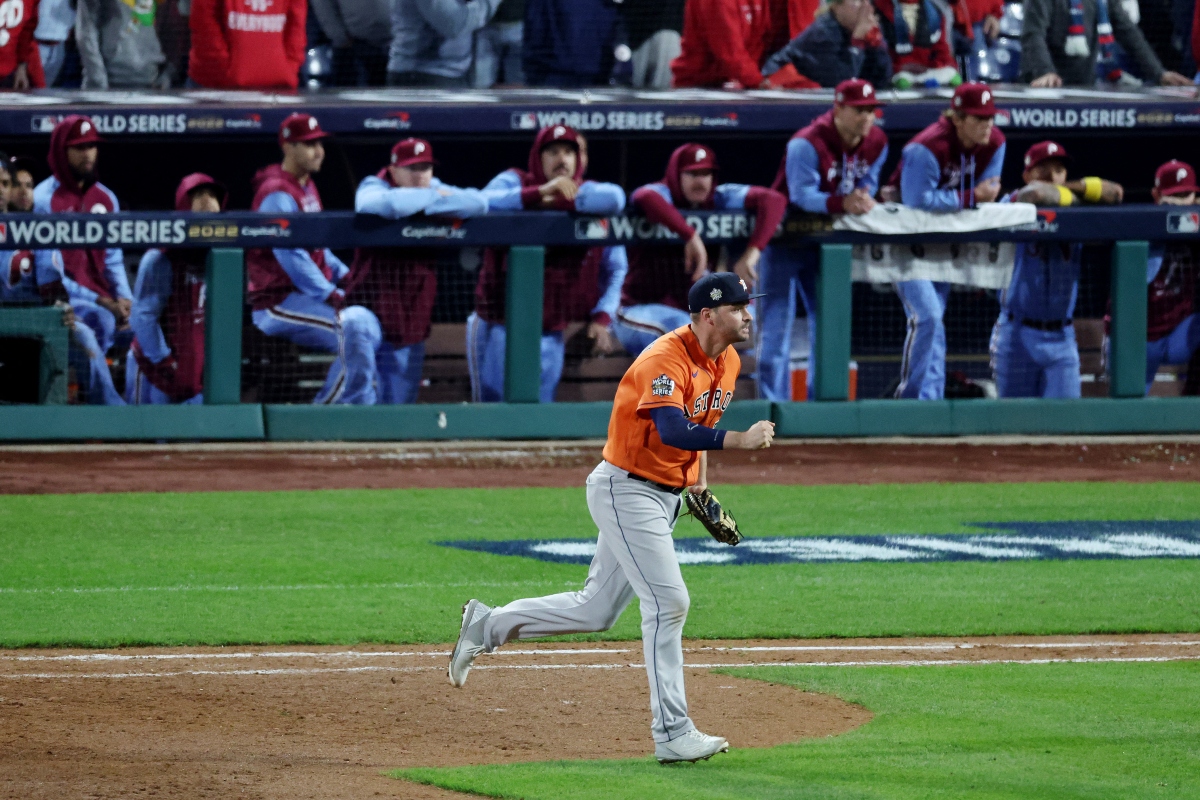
xmin=726 ymin=420 xmax=775 ymax=449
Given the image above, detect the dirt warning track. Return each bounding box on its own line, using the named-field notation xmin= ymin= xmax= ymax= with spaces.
xmin=2 ymin=634 xmax=1198 ymax=800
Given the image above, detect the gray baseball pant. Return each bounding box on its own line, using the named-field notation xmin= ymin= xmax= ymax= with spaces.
xmin=482 ymin=460 xmax=695 ymax=743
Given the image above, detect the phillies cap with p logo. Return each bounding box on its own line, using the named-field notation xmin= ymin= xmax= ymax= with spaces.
xmin=63 ymin=117 xmax=103 ymax=147
xmin=1023 ymin=141 xmax=1071 ymax=170
xmin=677 ymin=143 xmax=718 ymax=173
xmin=1155 ymin=160 xmax=1198 ymax=196
xmin=391 ymin=138 xmax=436 ymax=167
xmin=279 ymin=113 xmax=329 ymax=144
xmin=834 ymin=79 xmax=882 ymax=107
xmin=952 ymin=83 xmax=998 ymax=116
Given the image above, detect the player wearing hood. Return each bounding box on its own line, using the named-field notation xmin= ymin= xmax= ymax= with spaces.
xmin=615 ymin=143 xmax=787 ymax=356
xmin=989 ymin=141 xmax=1123 ymax=398
xmin=124 ymin=174 xmax=227 ymax=405
xmin=470 ymin=125 xmax=627 ymax=402
xmin=760 ymin=78 xmax=888 ymax=401
xmin=248 ymin=113 xmax=384 ymax=405
xmin=33 ymin=115 xmax=127 ymax=405
xmin=884 ymin=82 xmax=1005 ymax=399
xmin=345 ymin=138 xmax=488 ymax=404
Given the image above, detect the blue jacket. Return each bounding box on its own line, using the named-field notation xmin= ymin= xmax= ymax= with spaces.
xmin=522 ymin=0 xmax=618 ymax=81
xmin=762 ymin=13 xmax=892 ymax=88
xmin=388 ymin=0 xmax=502 ymax=78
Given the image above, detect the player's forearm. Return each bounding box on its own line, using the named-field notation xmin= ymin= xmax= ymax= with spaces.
xmin=649 ymin=406 xmax=727 ymax=450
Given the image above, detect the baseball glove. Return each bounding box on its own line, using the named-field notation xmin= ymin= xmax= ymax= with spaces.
xmin=683 ymin=489 xmax=743 ymax=546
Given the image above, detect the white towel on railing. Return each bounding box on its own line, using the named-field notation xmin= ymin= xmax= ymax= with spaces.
xmin=833 ymin=203 xmax=1037 ymax=289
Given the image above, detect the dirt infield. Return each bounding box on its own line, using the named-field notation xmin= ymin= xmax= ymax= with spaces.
xmin=2 ymin=437 xmax=1198 ymax=494
xmin=3 ymin=635 xmax=1197 ymax=800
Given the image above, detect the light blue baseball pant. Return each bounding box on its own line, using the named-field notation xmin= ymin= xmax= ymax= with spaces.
xmin=894 ymin=280 xmax=950 ymax=400
xmin=252 ymin=292 xmax=382 ymax=405
xmin=612 ymin=304 xmax=691 ymax=356
xmin=465 ymin=311 xmax=565 ymax=403
xmin=1145 ymin=313 xmax=1200 ymax=393
xmin=755 ymin=246 xmax=818 ymax=401
xmin=69 ymin=319 xmax=124 ymax=405
xmin=123 ymin=355 xmax=204 ymax=405
xmin=377 ymin=341 xmax=425 ymax=404
xmin=989 ymin=315 xmax=1081 ymax=399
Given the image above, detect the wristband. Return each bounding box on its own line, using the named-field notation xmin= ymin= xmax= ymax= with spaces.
xmin=1082 ymin=177 xmax=1103 ymax=203
xmin=1056 ymin=185 xmax=1075 ymax=206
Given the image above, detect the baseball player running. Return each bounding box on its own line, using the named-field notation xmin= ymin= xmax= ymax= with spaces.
xmin=248 ymin=113 xmax=384 ymax=404
xmin=883 ymin=83 xmax=1005 ymax=399
xmin=990 ymin=141 xmax=1123 ymax=398
xmin=759 ymin=79 xmax=888 ymax=401
xmin=448 ymin=271 xmax=775 ymax=764
xmin=615 ymin=143 xmax=787 ymax=357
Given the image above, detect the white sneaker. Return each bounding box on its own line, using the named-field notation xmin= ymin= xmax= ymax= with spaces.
xmin=447 ymin=599 xmax=491 ymax=687
xmin=654 ymin=730 xmax=729 ymax=764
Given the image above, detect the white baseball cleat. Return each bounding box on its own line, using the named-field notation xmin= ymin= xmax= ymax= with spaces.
xmin=447 ymin=599 xmax=491 ymax=687
xmin=654 ymin=730 xmax=730 ymax=764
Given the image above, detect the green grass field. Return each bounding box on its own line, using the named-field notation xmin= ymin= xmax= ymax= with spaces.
xmin=3 ymin=480 xmax=1199 ymax=798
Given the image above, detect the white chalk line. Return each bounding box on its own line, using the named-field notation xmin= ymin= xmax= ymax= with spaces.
xmin=0 ymin=580 xmax=572 ymax=595
xmin=4 ymin=654 xmax=1200 ymax=681
xmin=6 ymin=640 xmax=1198 ymax=664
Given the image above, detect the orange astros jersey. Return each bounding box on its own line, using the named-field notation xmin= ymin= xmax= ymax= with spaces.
xmin=602 ymin=324 xmax=740 ymax=489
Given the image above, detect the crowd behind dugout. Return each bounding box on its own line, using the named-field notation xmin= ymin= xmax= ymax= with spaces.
xmin=2 ymin=0 xmax=1200 ymax=90
xmin=3 ymin=89 xmax=1199 ymax=406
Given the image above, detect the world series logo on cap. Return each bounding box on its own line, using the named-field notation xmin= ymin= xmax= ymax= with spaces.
xmin=710 ymin=288 xmax=722 ymax=301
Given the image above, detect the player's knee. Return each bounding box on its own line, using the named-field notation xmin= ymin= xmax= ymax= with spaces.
xmin=340 ymin=305 xmax=382 ymax=342
xmin=656 ymin=586 xmax=690 ymax=622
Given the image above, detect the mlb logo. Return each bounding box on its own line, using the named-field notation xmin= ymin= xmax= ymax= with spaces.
xmin=31 ymin=115 xmax=59 ymax=133
xmin=0 ymin=223 xmax=6 ymax=244
xmin=575 ymin=218 xmax=610 ymax=240
xmin=1167 ymin=212 xmax=1200 ymax=234
xmin=511 ymin=112 xmax=538 ymax=130
xmin=993 ymin=110 xmax=1012 ymax=127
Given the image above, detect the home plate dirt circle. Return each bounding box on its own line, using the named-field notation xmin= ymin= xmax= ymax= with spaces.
xmin=5 ymin=635 xmax=1199 ymax=800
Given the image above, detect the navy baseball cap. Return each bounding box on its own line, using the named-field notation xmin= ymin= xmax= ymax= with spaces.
xmin=687 ymin=272 xmax=764 ymax=313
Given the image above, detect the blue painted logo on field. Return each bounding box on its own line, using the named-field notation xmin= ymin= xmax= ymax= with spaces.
xmin=442 ymin=521 xmax=1200 ymax=565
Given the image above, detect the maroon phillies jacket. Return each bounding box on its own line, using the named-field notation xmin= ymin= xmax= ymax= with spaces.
xmin=771 ymin=109 xmax=889 ymax=213
xmin=246 ymin=164 xmax=331 ymax=311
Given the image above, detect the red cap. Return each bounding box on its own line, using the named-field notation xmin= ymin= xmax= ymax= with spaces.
xmin=539 ymin=124 xmax=580 ymax=151
xmin=951 ymin=83 xmax=998 ymax=117
xmin=390 ymin=138 xmax=436 ymax=168
xmin=63 ymin=116 xmax=103 ymax=147
xmin=279 ymin=113 xmax=329 ymax=144
xmin=1023 ymin=141 xmax=1070 ymax=170
xmin=834 ymin=79 xmax=882 ymax=107
xmin=675 ymin=143 xmax=718 ymax=173
xmin=1155 ymin=160 xmax=1198 ymax=196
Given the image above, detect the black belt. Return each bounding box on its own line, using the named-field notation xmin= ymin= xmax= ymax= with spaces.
xmin=626 ymin=471 xmax=683 ymax=494
xmin=1009 ymin=313 xmax=1072 ymax=332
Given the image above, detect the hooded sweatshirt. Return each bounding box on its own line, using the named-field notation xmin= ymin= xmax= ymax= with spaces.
xmin=128 ymin=173 xmax=221 ymax=401
xmin=625 ymin=144 xmax=787 ymax=310
xmin=188 ymin=0 xmax=307 ymax=89
xmin=76 ymin=0 xmax=167 ymax=88
xmin=32 ymin=115 xmax=130 ymax=304
xmin=0 ymin=0 xmax=46 ymax=85
xmin=474 ymin=126 xmax=626 ymax=332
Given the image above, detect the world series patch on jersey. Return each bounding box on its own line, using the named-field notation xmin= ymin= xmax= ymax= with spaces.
xmin=651 ymin=374 xmax=676 ymax=397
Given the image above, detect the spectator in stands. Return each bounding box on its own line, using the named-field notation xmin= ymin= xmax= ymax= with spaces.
xmin=36 ymin=0 xmax=75 ymax=86
xmin=188 ymin=0 xmax=307 ymax=89
xmin=523 ymin=0 xmax=618 ymax=87
xmin=874 ymin=0 xmax=960 ymax=87
xmin=990 ymin=141 xmax=1124 ymax=398
xmin=614 ymin=143 xmax=786 ymax=357
xmin=885 ymin=83 xmax=1004 ymax=400
xmin=759 ymin=79 xmax=887 ymax=401
xmin=469 ymin=125 xmax=626 ymax=402
xmin=8 ymin=157 xmax=37 ymax=212
xmin=966 ymin=0 xmax=1002 ymax=42
xmin=672 ymin=0 xmax=775 ymax=88
xmin=1138 ymin=159 xmax=1200 ymax=393
xmin=473 ymin=0 xmax=524 ymax=87
xmin=34 ymin=115 xmax=127 ymax=405
xmin=125 ymin=174 xmax=227 ymax=405
xmin=0 ymin=0 xmax=45 ymax=89
xmin=248 ymin=114 xmax=385 ymax=404
xmin=388 ymin=0 xmax=501 ymax=87
xmin=762 ymin=0 xmax=892 ymax=88
xmin=76 ymin=0 xmax=170 ymax=88
xmin=344 ymin=138 xmax=488 ymax=403
xmin=620 ymin=0 xmax=683 ymax=89
xmin=310 ymin=0 xmax=391 ymax=86
xmin=1021 ymin=0 xmax=1191 ymax=85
